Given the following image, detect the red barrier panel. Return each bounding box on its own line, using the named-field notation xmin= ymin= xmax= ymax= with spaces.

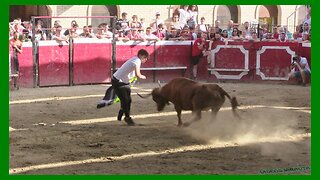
xmin=155 ymin=41 xmax=192 ymax=81
xmin=255 ymin=42 xmax=300 ymax=81
xmin=10 ymin=42 xmax=34 ymax=87
xmin=73 ymin=39 xmax=112 ymax=84
xmin=38 ymin=41 xmax=70 ymax=86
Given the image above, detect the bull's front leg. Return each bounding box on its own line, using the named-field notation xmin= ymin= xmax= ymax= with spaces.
xmin=174 ymin=106 xmax=183 ymax=127
xmin=184 ymin=110 xmax=201 ymax=127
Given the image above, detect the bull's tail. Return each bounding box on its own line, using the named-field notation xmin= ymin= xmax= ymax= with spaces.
xmin=220 ymin=88 xmax=241 ymax=119
xmin=137 ymin=92 xmax=152 ymax=99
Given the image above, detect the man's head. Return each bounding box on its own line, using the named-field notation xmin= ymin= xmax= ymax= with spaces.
xmin=137 ymin=49 xmax=149 ymax=63
xmin=293 ymin=55 xmax=301 ymax=62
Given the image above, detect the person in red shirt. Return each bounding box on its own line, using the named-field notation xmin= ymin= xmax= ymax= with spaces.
xmin=191 ymin=32 xmax=207 ymax=79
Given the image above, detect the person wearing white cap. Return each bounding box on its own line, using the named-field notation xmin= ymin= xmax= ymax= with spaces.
xmin=150 ymin=12 xmax=165 ymax=33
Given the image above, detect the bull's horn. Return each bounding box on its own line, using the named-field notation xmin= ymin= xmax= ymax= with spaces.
xmin=157 ymin=80 xmax=162 ymax=87
xmin=136 ymin=92 xmax=152 ymax=99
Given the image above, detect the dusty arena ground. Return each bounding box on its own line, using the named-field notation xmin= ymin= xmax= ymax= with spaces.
xmin=9 ymin=81 xmax=311 ymax=175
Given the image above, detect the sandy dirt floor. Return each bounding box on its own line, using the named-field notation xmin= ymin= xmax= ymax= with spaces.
xmin=9 ymin=80 xmax=311 ymax=175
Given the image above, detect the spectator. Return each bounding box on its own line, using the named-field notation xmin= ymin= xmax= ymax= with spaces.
xmin=116 ymin=12 xmax=130 ymax=32
xmin=143 ymin=27 xmax=159 ymax=41
xmin=79 ymin=26 xmax=94 ymax=38
xmin=10 ymin=32 xmax=23 ymax=76
xmin=278 ymin=32 xmax=288 ymax=42
xmin=127 ymin=28 xmax=144 ymax=41
xmin=272 ymin=26 xmax=279 ymax=39
xmin=87 ymin=25 xmax=96 ymax=38
xmin=196 ymin=17 xmax=208 ymax=33
xmin=139 ymin=18 xmax=146 ymax=33
xmin=179 ymin=27 xmax=193 ymax=40
xmin=64 ymin=20 xmax=81 ymax=37
xmin=116 ymin=30 xmax=130 ymax=41
xmin=150 ymin=12 xmax=165 ymax=33
xmin=130 ymin=15 xmax=141 ymax=29
xmin=189 ymin=27 xmax=197 ymax=40
xmin=226 ymin=20 xmax=234 ymax=38
xmin=293 ymin=24 xmax=303 ymax=41
xmin=250 ymin=31 xmax=259 ymax=41
xmin=302 ymin=22 xmax=310 ymax=41
xmin=214 ymin=20 xmax=222 ymax=33
xmin=96 ymin=23 xmax=113 ymax=39
xmin=191 ymin=32 xmax=207 ymax=79
xmin=152 ymin=24 xmax=165 ymax=40
xmin=51 ymin=25 xmax=68 ymax=42
xmin=35 ymin=24 xmax=47 ymax=41
xmin=166 ymin=28 xmax=181 ymax=40
xmin=187 ymin=5 xmax=198 ymax=28
xmin=288 ymin=55 xmax=311 ymax=86
xmin=221 ymin=29 xmax=228 ymax=40
xmin=178 ymin=5 xmax=190 ymax=28
xmin=22 ymin=21 xmax=32 ymax=41
xmin=9 ymin=19 xmax=24 ymax=35
xmin=170 ymin=14 xmax=183 ymax=31
xmin=243 ymin=21 xmax=250 ymax=36
xmin=230 ymin=27 xmax=240 ymax=40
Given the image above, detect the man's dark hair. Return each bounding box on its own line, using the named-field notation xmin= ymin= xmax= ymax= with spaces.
xmin=138 ymin=49 xmax=149 ymax=58
xmin=293 ymin=55 xmax=301 ymax=62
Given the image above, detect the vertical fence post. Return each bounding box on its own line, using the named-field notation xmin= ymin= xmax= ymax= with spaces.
xmin=69 ymin=37 xmax=74 ymax=86
xmin=31 ymin=16 xmax=39 ymax=88
xmin=111 ymin=16 xmax=117 ymax=75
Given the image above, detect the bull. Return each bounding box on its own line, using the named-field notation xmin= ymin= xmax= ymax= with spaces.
xmin=138 ymin=77 xmax=240 ymax=126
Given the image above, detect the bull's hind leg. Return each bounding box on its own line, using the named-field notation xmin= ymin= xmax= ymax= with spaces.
xmin=174 ymin=106 xmax=183 ymax=127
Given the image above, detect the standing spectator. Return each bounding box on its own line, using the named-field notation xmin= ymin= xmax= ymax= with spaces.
xmin=196 ymin=17 xmax=208 ymax=33
xmin=214 ymin=20 xmax=222 ymax=33
xmin=116 ymin=30 xmax=130 ymax=41
xmin=288 ymin=55 xmax=311 ymax=86
xmin=191 ymin=32 xmax=207 ymax=79
xmin=166 ymin=28 xmax=181 ymax=40
xmin=87 ymin=25 xmax=96 ymax=38
xmin=139 ymin=18 xmax=146 ymax=33
xmin=272 ymin=26 xmax=279 ymax=39
xmin=152 ymin=24 xmax=165 ymax=40
xmin=278 ymin=32 xmax=288 ymax=42
xmin=150 ymin=12 xmax=165 ymax=33
xmin=34 ymin=24 xmax=47 ymax=41
xmin=243 ymin=21 xmax=250 ymax=36
xmin=64 ymin=20 xmax=81 ymax=37
xmin=170 ymin=14 xmax=183 ymax=31
xmin=129 ymin=15 xmax=141 ymax=29
xmin=221 ymin=29 xmax=228 ymax=40
xmin=179 ymin=27 xmax=193 ymax=40
xmin=226 ymin=20 xmax=234 ymax=38
xmin=10 ymin=32 xmax=23 ymax=77
xmin=188 ymin=5 xmax=198 ymax=26
xmin=230 ymin=27 xmax=240 ymax=40
xmin=110 ymin=49 xmax=149 ymax=125
xmin=178 ymin=5 xmax=190 ymax=28
xmin=293 ymin=24 xmax=303 ymax=41
xmin=302 ymin=22 xmax=310 ymax=41
xmin=116 ymin=12 xmax=130 ymax=32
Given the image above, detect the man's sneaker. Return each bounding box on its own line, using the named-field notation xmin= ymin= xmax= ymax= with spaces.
xmin=117 ymin=109 xmax=124 ymax=121
xmin=124 ymin=117 xmax=135 ymax=126
xmin=97 ymin=102 xmax=106 ymax=109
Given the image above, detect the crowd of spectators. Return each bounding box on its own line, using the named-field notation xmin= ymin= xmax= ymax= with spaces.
xmin=9 ymin=6 xmax=311 ymax=44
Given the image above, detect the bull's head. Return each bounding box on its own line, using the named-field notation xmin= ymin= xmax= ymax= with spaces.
xmin=151 ymin=88 xmax=168 ymax=111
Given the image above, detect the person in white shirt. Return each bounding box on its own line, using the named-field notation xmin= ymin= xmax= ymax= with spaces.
xmin=288 ymin=55 xmax=311 ymax=86
xmin=178 ymin=5 xmax=190 ymax=28
xmin=110 ymin=49 xmax=149 ymax=125
xmin=150 ymin=12 xmax=165 ymax=33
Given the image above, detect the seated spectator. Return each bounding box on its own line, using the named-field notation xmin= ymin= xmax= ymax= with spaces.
xmin=127 ymin=28 xmax=144 ymax=41
xmin=96 ymin=23 xmax=113 ymax=39
xmin=143 ymin=27 xmax=159 ymax=41
xmin=87 ymin=25 xmax=96 ymax=38
xmin=250 ymin=31 xmax=259 ymax=41
xmin=272 ymin=26 xmax=279 ymax=39
xmin=189 ymin=27 xmax=197 ymax=40
xmin=152 ymin=24 xmax=165 ymax=40
xmin=288 ymin=55 xmax=311 ymax=86
xmin=51 ymin=25 xmax=68 ymax=42
xmin=262 ymin=32 xmax=276 ymax=42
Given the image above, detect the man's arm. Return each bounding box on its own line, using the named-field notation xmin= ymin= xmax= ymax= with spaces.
xmin=135 ymin=65 xmax=146 ymax=79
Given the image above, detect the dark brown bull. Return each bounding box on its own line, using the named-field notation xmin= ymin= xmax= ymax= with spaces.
xmin=138 ymin=77 xmax=240 ymax=126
